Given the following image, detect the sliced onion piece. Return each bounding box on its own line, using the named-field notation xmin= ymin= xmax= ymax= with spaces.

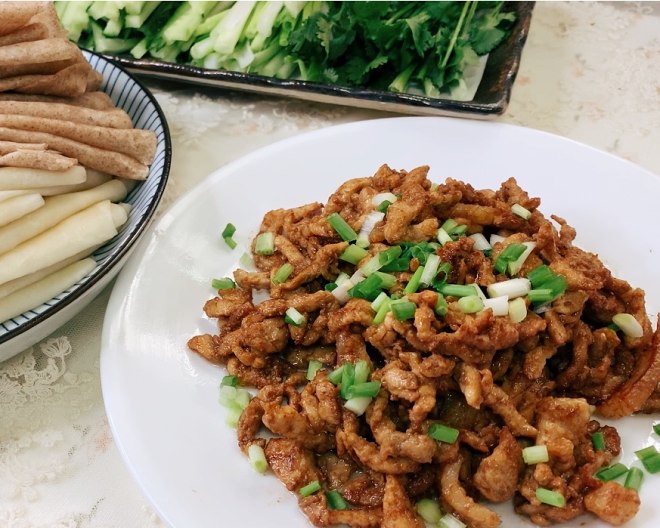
xmin=438 ymin=513 xmax=467 ymax=528
xmin=483 ymin=295 xmax=509 ymax=316
xmin=487 ymin=277 xmax=531 ymax=299
xmin=508 ymin=297 xmax=527 ymax=323
xmin=489 ymin=233 xmax=506 ymax=246
xmin=507 ymin=241 xmax=536 ymax=276
xmin=512 ymin=203 xmax=532 ymax=220
xmin=332 ymin=279 xmax=354 ymax=303
xmin=469 ymin=233 xmax=492 ymax=252
xmin=612 ymin=313 xmax=644 ymax=338
xmin=420 ymin=253 xmax=440 ymax=286
xmin=437 ymin=227 xmax=452 ymax=245
xmin=371 ymin=192 xmax=397 ymax=207
xmin=356 ymin=211 xmax=385 ymax=248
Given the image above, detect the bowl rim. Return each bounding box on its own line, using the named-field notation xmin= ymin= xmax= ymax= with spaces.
xmin=0 ymin=50 xmax=172 ymax=347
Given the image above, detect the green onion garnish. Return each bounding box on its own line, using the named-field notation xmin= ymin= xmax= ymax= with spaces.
xmin=390 ymin=299 xmax=416 ymax=321
xmin=542 ymin=275 xmax=568 ymax=298
xmin=654 ymin=423 xmax=660 ymax=436
xmin=360 ymin=254 xmax=383 ymax=276
xmin=345 ymin=381 xmax=381 ymax=399
xmin=527 ymin=264 xmax=555 ymax=288
xmin=326 ymin=490 xmax=349 ymax=510
xmin=374 ymin=271 xmax=397 ymax=289
xmin=211 ymin=277 xmax=235 ymax=290
xmin=508 ymin=297 xmax=527 ymax=323
xmin=378 ymin=245 xmax=403 ymax=266
xmin=340 ymin=362 xmax=356 ymax=399
xmin=339 ymin=244 xmax=368 ymax=265
xmin=595 ymin=463 xmax=628 ymax=481
xmin=371 ymin=291 xmax=390 ymax=312
xmin=640 ymin=453 xmax=660 ymax=474
xmin=328 ymin=365 xmax=345 ymax=385
xmin=272 ymin=262 xmax=294 ymax=284
xmin=435 ymin=294 xmax=448 ymax=316
xmin=441 ymin=218 xmax=458 ymax=232
xmin=349 ymin=273 xmax=384 ymax=301
xmin=512 ymin=203 xmax=532 ymax=220
xmin=457 ymin=295 xmax=484 ymax=314
xmin=494 ymin=243 xmax=526 ymax=274
xmin=527 ymin=288 xmax=553 ymax=304
xmin=240 ymin=251 xmax=254 ymax=268
xmin=299 ymin=480 xmax=322 ymax=497
xmin=225 ymin=406 xmax=242 ymax=427
xmin=307 ymin=360 xmax=323 ymax=381
xmin=372 ymin=299 xmax=391 ymax=325
xmin=437 ymin=227 xmax=452 ymax=246
xmin=403 ymin=265 xmax=425 ymax=294
xmin=255 ymin=232 xmax=275 ymax=255
xmin=354 ymin=360 xmax=370 ymax=384
xmin=327 ymin=212 xmax=358 ymax=242
xmin=522 ymin=445 xmax=549 ymax=465
xmin=420 ymin=254 xmax=440 ymax=286
xmin=415 ymin=498 xmax=442 ymax=525
xmin=344 ymin=396 xmax=373 ymax=416
xmin=438 ymin=283 xmax=477 ymax=298
xmin=438 ymin=514 xmax=466 ymax=528
xmin=427 ymin=423 xmax=459 ymax=444
xmin=248 ymin=444 xmax=268 ymax=474
xmin=535 ymin=487 xmax=565 ymax=507
xmin=222 ymin=222 xmax=237 ymax=249
xmin=591 ymin=432 xmax=606 ymax=451
xmin=325 ymin=282 xmax=338 ymax=291
xmin=221 ymin=375 xmax=238 ymax=387
xmin=624 ymin=467 xmax=644 ymax=491
xmin=377 ymin=199 xmax=392 ymax=213
xmin=612 ymin=313 xmax=644 ymax=338
xmin=635 ymin=445 xmax=658 ymax=461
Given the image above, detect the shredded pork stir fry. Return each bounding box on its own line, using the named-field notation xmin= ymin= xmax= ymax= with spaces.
xmin=188 ymin=165 xmax=660 ymax=528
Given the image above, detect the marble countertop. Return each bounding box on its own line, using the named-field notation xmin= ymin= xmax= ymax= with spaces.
xmin=1 ymin=2 xmax=659 ymax=526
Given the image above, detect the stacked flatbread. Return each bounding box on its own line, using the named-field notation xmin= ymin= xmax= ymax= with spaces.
xmin=0 ymin=2 xmax=158 ymax=324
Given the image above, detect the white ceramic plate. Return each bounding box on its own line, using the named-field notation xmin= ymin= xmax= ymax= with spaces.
xmin=0 ymin=51 xmax=171 ymax=361
xmin=101 ymin=116 xmax=660 ymax=528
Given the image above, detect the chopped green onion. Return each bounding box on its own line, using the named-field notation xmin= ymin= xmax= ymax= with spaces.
xmin=240 ymin=251 xmax=254 ymax=269
xmin=494 ymin=243 xmax=527 ymax=274
xmin=415 ymin=498 xmax=442 ymax=525
xmin=371 ymin=292 xmax=390 ymax=312
xmin=457 ymin=295 xmax=484 ymax=314
xmin=360 ymin=255 xmax=383 ymax=276
xmin=248 ymin=444 xmax=268 ymax=474
xmin=327 ymin=212 xmax=358 ymax=242
xmin=225 ymin=405 xmax=242 ymax=427
xmin=299 ymin=480 xmax=322 ymax=497
xmin=535 ymin=487 xmax=565 ymax=507
xmin=349 ymin=273 xmax=384 ymax=301
xmin=438 ymin=514 xmax=466 ymax=528
xmin=542 ymin=275 xmax=568 ymax=298
xmin=371 ymin=192 xmax=397 ymax=207
xmin=437 ymin=227 xmax=452 ymax=245
xmin=326 ymin=490 xmax=349 ymax=510
xmin=438 ymin=283 xmax=477 ymax=298
xmin=507 ymin=241 xmax=536 ymax=276
xmin=339 ymin=244 xmax=368 ymax=265
xmin=634 ymin=445 xmax=658 ymax=461
xmin=487 ymin=278 xmax=531 ymax=299
xmin=527 ymin=264 xmax=555 ymax=288
xmin=612 ymin=313 xmax=644 ymax=338
xmin=285 ymin=307 xmax=305 ymax=325
xmin=508 ymin=297 xmax=527 ymax=323
xmin=469 ymin=233 xmax=492 ymax=252
xmin=374 ymin=271 xmax=397 ymax=289
xmin=512 ymin=203 xmax=532 ymax=220
xmin=354 ymin=360 xmax=370 ymax=384
xmin=591 ymin=432 xmax=606 ymax=451
xmin=428 ymin=423 xmax=459 ymax=444
xmin=307 ymin=360 xmax=323 ymax=381
xmin=340 ymin=363 xmax=356 ymax=399
xmin=222 ymin=222 xmax=237 ymax=249
xmin=255 ymin=232 xmax=275 ymax=255
xmin=528 ymin=288 xmax=553 ymax=304
xmin=654 ymin=423 xmax=660 ymax=436
xmin=522 ymin=445 xmax=549 ymax=465
xmin=345 ymin=381 xmax=381 ymax=399
xmin=233 ymin=388 xmax=251 ymax=410
xmin=640 ymin=453 xmax=660 ymax=474
xmin=372 ymin=299 xmax=391 ymax=325
xmin=435 ymin=294 xmax=448 ymax=316
xmin=328 ymin=365 xmax=345 ymax=385
xmin=344 ymin=396 xmax=373 ymax=416
xmin=335 ymin=272 xmax=351 ymax=286
xmin=356 ymin=211 xmax=385 ymax=248
xmin=420 ymin=254 xmax=440 ymax=286
xmin=219 ymin=385 xmax=238 ymax=407
xmin=221 ymin=375 xmax=238 ymax=387
xmin=325 ymin=282 xmax=338 ymax=292
xmin=449 ymin=224 xmax=468 ymax=238
xmin=483 ymin=296 xmax=509 ymax=316
xmin=595 ymin=463 xmax=628 ymax=481
xmin=624 ymin=467 xmax=644 ymax=491
xmin=403 ymin=265 xmax=425 ymax=294
xmin=378 ymin=245 xmax=403 ymax=266
xmin=272 ymin=262 xmax=294 ymax=284
xmin=377 ymin=199 xmax=392 ymax=213
xmin=441 ymin=218 xmax=458 ymax=232
xmin=391 ymin=299 xmax=416 ymax=321
xmin=212 ymin=277 xmax=235 ymax=290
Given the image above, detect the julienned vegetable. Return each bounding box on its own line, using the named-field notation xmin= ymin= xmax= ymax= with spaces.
xmin=55 ymin=1 xmax=517 ymax=97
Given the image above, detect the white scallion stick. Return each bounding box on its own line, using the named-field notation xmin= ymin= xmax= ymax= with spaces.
xmin=0 ymin=165 xmax=86 ymax=190
xmin=0 ymin=192 xmax=44 ymax=227
xmin=0 ymin=200 xmax=127 ymax=286
xmin=0 ymin=179 xmax=128 ymax=255
xmin=0 ymin=258 xmax=96 ymax=323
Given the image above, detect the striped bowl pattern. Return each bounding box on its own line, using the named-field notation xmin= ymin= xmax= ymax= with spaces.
xmin=0 ymin=51 xmax=171 ymax=350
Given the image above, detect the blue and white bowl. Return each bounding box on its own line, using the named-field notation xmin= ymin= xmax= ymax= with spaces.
xmin=0 ymin=51 xmax=171 ymax=361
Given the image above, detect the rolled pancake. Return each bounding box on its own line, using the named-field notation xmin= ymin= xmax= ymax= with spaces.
xmin=0 ymin=58 xmax=77 ymax=79
xmin=0 ymin=200 xmax=128 ymax=285
xmin=0 ymin=114 xmax=156 ymax=164
xmin=0 ymin=22 xmax=49 ymax=46
xmin=0 ymin=192 xmax=44 ymax=227
xmin=0 ymin=178 xmax=128 ymax=255
xmin=0 ymin=128 xmax=149 ymax=180
xmin=0 ymin=92 xmax=115 ymax=110
xmin=0 ymin=140 xmax=47 ymax=154
xmin=0 ymin=258 xmax=97 ymax=323
xmin=0 ymin=100 xmax=133 ymax=128
xmin=0 ymin=38 xmax=80 ymax=66
xmin=0 ymin=165 xmax=86 ymax=190
xmin=0 ymin=149 xmax=78 ymax=171
xmin=0 ymin=2 xmax=41 ymax=36
xmin=2 ymin=63 xmax=95 ymax=97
